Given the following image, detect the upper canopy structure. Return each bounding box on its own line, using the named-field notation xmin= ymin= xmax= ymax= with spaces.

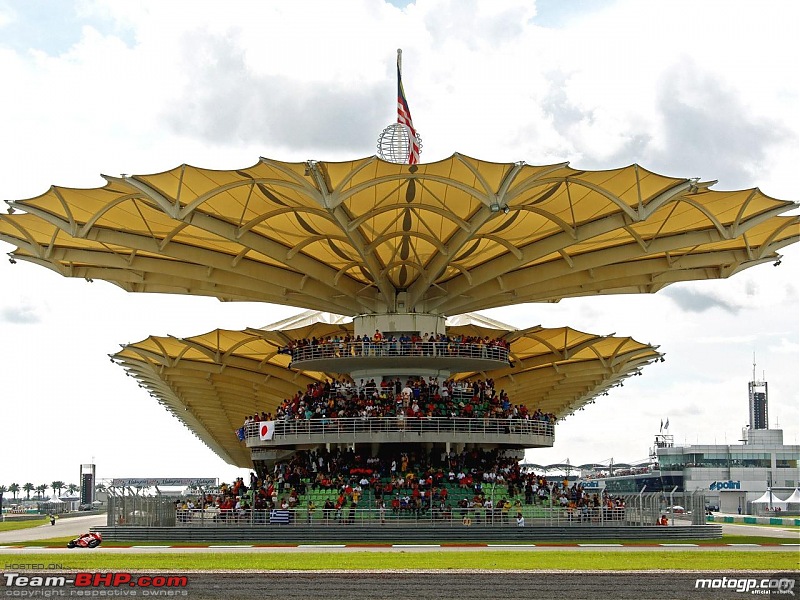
xmin=2 ymin=154 xmax=797 ymax=316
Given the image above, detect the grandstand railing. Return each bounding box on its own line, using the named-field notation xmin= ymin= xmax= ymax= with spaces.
xmin=286 ymin=340 xmax=509 ymax=364
xmin=243 ymin=416 xmax=555 ymax=442
xmin=174 ymin=505 xmax=629 ymax=528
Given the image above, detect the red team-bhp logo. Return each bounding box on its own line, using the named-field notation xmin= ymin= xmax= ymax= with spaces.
xmin=3 ymin=571 xmax=189 ymax=595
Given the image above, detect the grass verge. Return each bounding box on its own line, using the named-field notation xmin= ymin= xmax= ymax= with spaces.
xmin=0 ymin=518 xmax=48 ymax=532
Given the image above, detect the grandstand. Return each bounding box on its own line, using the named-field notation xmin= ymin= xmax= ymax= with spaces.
xmin=2 ymin=149 xmax=798 ymax=537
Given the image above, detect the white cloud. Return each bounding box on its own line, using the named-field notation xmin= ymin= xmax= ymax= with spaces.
xmin=769 ymin=337 xmax=800 ymax=355
xmin=0 ymin=4 xmax=15 ymax=28
xmin=1 ymin=304 xmax=41 ymax=324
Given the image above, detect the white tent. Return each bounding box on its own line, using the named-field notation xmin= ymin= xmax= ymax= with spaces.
xmin=783 ymin=488 xmax=800 ymax=505
xmin=39 ymin=497 xmax=67 ymax=514
xmin=751 ymin=490 xmax=788 ymax=509
xmin=783 ymin=488 xmax=800 ymax=503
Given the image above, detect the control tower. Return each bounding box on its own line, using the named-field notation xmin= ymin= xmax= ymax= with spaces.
xmin=748 ymin=360 xmax=769 ymax=431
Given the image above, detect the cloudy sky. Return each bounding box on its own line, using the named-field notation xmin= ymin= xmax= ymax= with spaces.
xmin=0 ymin=0 xmax=797 ymax=490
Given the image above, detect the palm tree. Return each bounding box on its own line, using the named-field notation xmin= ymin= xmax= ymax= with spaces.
xmin=67 ymin=483 xmax=79 ymax=496
xmin=35 ymin=484 xmax=48 ymax=499
xmin=9 ymin=483 xmax=20 ymax=500
xmin=23 ymin=483 xmax=34 ymax=500
xmin=51 ymin=481 xmax=65 ymax=498
xmin=0 ymin=485 xmax=7 ymax=508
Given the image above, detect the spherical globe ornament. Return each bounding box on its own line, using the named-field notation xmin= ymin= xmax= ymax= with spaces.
xmin=377 ymin=123 xmax=423 ymax=164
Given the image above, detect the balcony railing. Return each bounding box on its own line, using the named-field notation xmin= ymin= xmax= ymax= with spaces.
xmin=285 ymin=341 xmax=509 ymax=364
xmin=243 ymin=416 xmax=554 ymax=442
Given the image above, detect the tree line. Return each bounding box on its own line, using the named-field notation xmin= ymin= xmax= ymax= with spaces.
xmin=0 ymin=481 xmax=79 ymax=502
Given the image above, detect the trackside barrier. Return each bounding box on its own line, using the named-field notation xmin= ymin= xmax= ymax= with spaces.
xmin=707 ymin=515 xmax=800 ymax=526
xmin=93 ymin=523 xmax=722 ymax=543
xmin=106 ymin=488 xmax=179 ymax=527
xmin=108 ymin=491 xmax=714 ymax=530
xmin=104 ymin=489 xmax=712 ymax=530
xmin=612 ymin=490 xmax=708 ymax=526
xmin=98 ymin=490 xmax=722 ymax=542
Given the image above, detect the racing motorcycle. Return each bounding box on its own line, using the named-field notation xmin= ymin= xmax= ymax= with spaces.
xmin=66 ymin=531 xmax=102 ymax=548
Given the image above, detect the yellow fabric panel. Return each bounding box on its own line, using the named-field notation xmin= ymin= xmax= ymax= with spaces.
xmin=2 ymin=155 xmax=797 ymax=319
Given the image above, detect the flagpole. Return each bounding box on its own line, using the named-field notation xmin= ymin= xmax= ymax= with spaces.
xmin=395 ymin=48 xmax=420 ymax=164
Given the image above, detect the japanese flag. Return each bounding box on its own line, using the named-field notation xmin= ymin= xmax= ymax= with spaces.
xmin=259 ymin=421 xmax=275 ymax=440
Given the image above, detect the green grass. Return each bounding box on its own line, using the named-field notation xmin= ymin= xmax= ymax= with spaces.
xmin=0 ymin=517 xmax=48 ymax=532
xmin=1 ymin=551 xmax=797 ymax=571
xmin=6 ymin=536 xmax=76 ymax=545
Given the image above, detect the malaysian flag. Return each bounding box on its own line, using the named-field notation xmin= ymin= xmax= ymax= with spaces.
xmin=397 ymin=52 xmax=420 ymax=164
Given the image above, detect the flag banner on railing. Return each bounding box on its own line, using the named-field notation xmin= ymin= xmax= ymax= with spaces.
xmin=111 ymin=478 xmax=217 ymax=487
xmin=269 ymin=509 xmax=291 ymax=524
xmin=259 ymin=420 xmax=275 ymax=440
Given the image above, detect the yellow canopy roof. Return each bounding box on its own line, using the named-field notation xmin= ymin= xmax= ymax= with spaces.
xmin=3 ymin=154 xmax=796 ymax=315
xmin=112 ymin=313 xmax=661 ymax=467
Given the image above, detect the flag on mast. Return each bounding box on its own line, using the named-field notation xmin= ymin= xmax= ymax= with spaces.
xmin=397 ymin=50 xmax=420 ymax=164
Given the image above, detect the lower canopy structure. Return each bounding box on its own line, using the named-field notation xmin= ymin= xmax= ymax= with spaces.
xmin=112 ymin=310 xmax=661 ymax=468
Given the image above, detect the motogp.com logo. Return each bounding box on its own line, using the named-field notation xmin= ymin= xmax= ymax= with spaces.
xmin=695 ymin=576 xmax=795 ymax=595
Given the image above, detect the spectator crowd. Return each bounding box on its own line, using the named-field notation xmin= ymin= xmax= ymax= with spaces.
xmin=278 ymin=331 xmax=511 ymax=361
xmin=176 ymin=446 xmax=626 ymax=525
xmin=241 ymin=376 xmax=557 ymax=430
